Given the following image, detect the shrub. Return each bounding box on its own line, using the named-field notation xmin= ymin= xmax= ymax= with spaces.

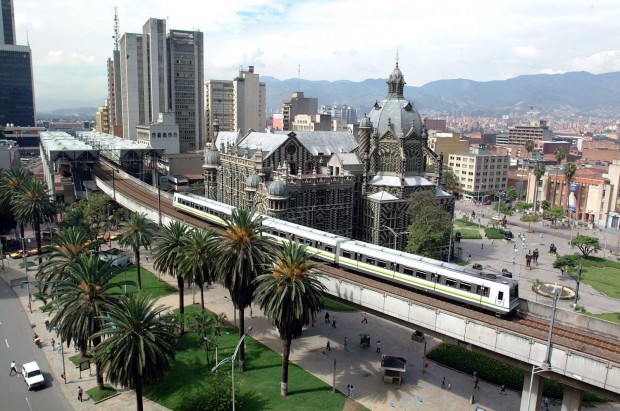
xmin=178 ymin=371 xmax=240 ymax=411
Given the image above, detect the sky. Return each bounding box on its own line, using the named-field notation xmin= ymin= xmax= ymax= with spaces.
xmin=13 ymin=0 xmax=620 ymax=110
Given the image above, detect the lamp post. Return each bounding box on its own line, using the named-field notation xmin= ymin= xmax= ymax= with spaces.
xmin=574 ymin=265 xmax=582 ymax=308
xmin=21 ymin=280 xmax=32 ymax=314
xmin=20 ymin=237 xmax=29 ymax=273
xmin=211 ymin=327 xmax=252 ymax=411
xmin=59 ymin=333 xmax=67 ymax=384
xmin=321 ymin=350 xmax=337 ymax=393
xmin=526 ymin=285 xmax=559 ymax=411
xmin=382 ymin=226 xmax=408 ymax=250
xmin=111 ymin=167 xmax=119 ymax=201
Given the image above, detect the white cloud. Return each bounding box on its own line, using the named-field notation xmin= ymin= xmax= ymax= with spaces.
xmin=513 ymin=46 xmax=540 ymax=58
xmin=570 ymin=51 xmax=620 ymax=73
xmin=40 ymin=51 xmax=96 ymax=66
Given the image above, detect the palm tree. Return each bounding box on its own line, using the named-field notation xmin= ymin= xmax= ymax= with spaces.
xmin=12 ymin=178 xmax=56 ymax=264
xmin=552 ymin=147 xmax=567 ymax=205
xmin=254 ymin=241 xmax=326 ymax=397
xmin=152 ymin=220 xmax=189 ymax=332
xmin=532 ymin=162 xmax=546 ymax=213
xmin=91 ymin=293 xmax=176 ymax=411
xmin=37 ymin=226 xmax=96 ymax=292
xmin=45 ymin=254 xmax=133 ymax=389
xmin=0 ymin=166 xmax=33 ymax=238
xmin=564 ymin=162 xmax=577 ymax=217
xmin=118 ymin=212 xmax=154 ymax=290
xmin=191 ymin=310 xmax=227 ymax=366
xmin=215 ymin=208 xmax=275 ymax=372
xmin=178 ymin=228 xmax=217 ymax=311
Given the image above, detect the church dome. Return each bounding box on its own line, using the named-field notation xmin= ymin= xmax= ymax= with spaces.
xmin=267 ymin=179 xmax=288 ymax=197
xmin=367 ymin=63 xmax=422 ymax=137
xmin=245 ymin=174 xmax=260 ymax=189
xmin=205 ymin=145 xmax=220 ymax=166
xmin=360 ymin=115 xmax=371 ymax=128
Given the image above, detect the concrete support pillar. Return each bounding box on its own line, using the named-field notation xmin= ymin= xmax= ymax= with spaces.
xmin=561 ymin=385 xmax=583 ymax=411
xmin=520 ymin=370 xmax=543 ymax=411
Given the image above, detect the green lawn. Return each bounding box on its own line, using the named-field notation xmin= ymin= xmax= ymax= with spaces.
xmin=323 ymin=296 xmax=358 ymax=312
xmin=587 ymin=312 xmax=620 ymax=324
xmin=457 ymin=229 xmax=482 ymax=240
xmin=111 ymin=265 xmax=176 ymax=298
xmin=454 ymin=217 xmax=481 ymax=229
xmin=86 ymin=385 xmax=117 ymax=402
xmin=144 ymin=308 xmax=346 ymax=411
xmin=484 ymin=227 xmax=505 ymax=239
xmin=578 ymin=257 xmax=620 ymax=299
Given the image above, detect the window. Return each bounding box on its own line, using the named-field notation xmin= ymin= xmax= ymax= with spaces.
xmin=498 ymin=291 xmax=504 ymax=301
xmin=431 ymin=273 xmax=441 ymax=283
xmin=415 ymin=270 xmax=427 ymax=280
xmin=377 ymin=260 xmax=387 ymax=268
xmin=446 ymin=278 xmax=457 ymax=288
xmin=404 ymin=267 xmax=414 ymax=276
xmin=476 ymin=286 xmax=490 ymax=297
xmin=342 ymin=251 xmax=351 ymax=259
xmin=325 ymin=246 xmax=333 ymax=253
xmin=366 ymin=257 xmax=375 ymax=265
xmin=460 ymin=282 xmax=472 ymax=292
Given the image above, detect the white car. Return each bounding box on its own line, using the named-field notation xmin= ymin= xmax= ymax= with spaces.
xmin=22 ymin=361 xmax=45 ymax=390
xmin=100 ymin=248 xmax=130 ymax=268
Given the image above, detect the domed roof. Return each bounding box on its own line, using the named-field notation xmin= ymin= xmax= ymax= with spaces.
xmin=245 ymin=174 xmax=260 ymax=189
xmin=360 ymin=115 xmax=371 ymax=128
xmin=267 ymin=179 xmax=288 ymax=197
xmin=205 ymin=145 xmax=220 ymax=166
xmin=367 ymin=63 xmax=421 ymax=137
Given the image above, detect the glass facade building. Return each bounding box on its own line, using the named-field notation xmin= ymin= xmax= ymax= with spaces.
xmin=0 ymin=45 xmax=35 ymax=126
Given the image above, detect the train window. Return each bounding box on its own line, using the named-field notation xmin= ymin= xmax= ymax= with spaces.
xmin=460 ymin=282 xmax=472 ymax=292
xmin=403 ymin=267 xmax=414 ymax=276
xmin=415 ymin=270 xmax=426 ymax=280
xmin=298 ymin=237 xmax=305 ymax=244
xmin=476 ymin=286 xmax=490 ymax=297
xmin=446 ymin=278 xmax=457 ymax=288
xmin=431 ymin=273 xmax=441 ymax=283
xmin=342 ymin=251 xmax=351 ymax=259
xmin=498 ymin=291 xmax=504 ymax=301
xmin=366 ymin=257 xmax=375 ymax=265
xmin=377 ymin=260 xmax=387 ymax=268
xmin=306 ymin=239 xmax=314 ymax=246
xmin=279 ymin=232 xmax=287 ymax=238
xmin=325 ymin=246 xmax=333 ymax=253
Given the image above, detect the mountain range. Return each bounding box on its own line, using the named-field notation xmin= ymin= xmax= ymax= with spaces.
xmin=37 ymin=71 xmax=620 ymax=120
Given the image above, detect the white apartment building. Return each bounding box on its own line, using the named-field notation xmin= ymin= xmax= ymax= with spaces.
xmin=119 ymin=33 xmax=144 ymax=141
xmin=204 ymin=80 xmax=235 ymax=141
xmin=448 ymin=148 xmax=509 ymax=200
xmin=136 ymin=112 xmax=180 ymax=154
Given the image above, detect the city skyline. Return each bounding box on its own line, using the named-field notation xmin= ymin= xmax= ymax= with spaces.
xmin=13 ymin=0 xmax=620 ymax=111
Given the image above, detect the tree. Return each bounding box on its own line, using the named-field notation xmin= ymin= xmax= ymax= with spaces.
xmin=178 ymin=228 xmax=217 ymax=311
xmin=12 ymin=178 xmax=56 ymax=263
xmin=553 ymin=147 xmax=567 ymax=204
xmin=45 ymin=254 xmax=133 ymax=389
xmin=564 ymin=162 xmax=577 ymax=211
xmin=406 ymin=191 xmax=452 ymax=259
xmin=190 ymin=310 xmax=227 ymax=366
xmin=215 ymin=208 xmax=276 ymax=373
xmin=0 ymin=166 xmax=32 ymax=238
xmin=440 ymin=167 xmax=459 ymax=194
xmin=515 ymin=202 xmax=534 ymax=213
xmin=497 ymin=201 xmax=512 ymax=216
xmin=570 ymin=235 xmax=601 ymax=258
xmin=505 ymin=186 xmax=518 ymax=204
xmin=533 ymin=162 xmax=546 ymax=212
xmin=118 ymin=212 xmax=154 ymax=290
xmin=520 ymin=214 xmax=541 ymax=232
xmin=524 ymin=139 xmax=535 ymax=159
xmin=541 ymin=200 xmax=551 ymax=216
xmin=552 ymin=254 xmax=581 ymax=276
xmin=546 ymin=206 xmax=566 ymax=226
xmin=91 ymin=293 xmax=176 ymax=411
xmin=152 ymin=220 xmax=189 ymax=333
xmin=254 ymin=241 xmax=326 ymax=397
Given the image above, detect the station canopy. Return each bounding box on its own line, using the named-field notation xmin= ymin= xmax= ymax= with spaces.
xmin=75 ymin=131 xmax=163 ymax=163
xmin=40 ymin=131 xmax=99 ymax=163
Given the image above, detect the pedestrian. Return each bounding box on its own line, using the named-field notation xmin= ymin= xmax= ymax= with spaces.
xmin=325 ymin=312 xmax=330 ymax=323
xmin=344 ymin=336 xmax=349 ymax=351
xmin=500 ymin=384 xmax=506 ymax=395
xmin=376 ymin=340 xmax=382 ymax=353
xmin=542 ymin=396 xmax=550 ymax=410
xmin=474 ymin=376 xmax=480 ymax=390
xmin=58 ymin=345 xmax=63 ymax=355
xmin=491 ymin=239 xmax=494 ymax=245
xmin=467 ymin=254 xmax=471 ymax=262
xmin=45 ymin=319 xmax=50 ymax=330
xmin=350 ymin=385 xmax=355 ymax=399
xmin=10 ymin=361 xmax=17 ymax=376
xmin=347 ymin=384 xmax=351 ymax=397
xmin=540 ymin=232 xmax=543 ymax=238
xmin=326 ymin=339 xmax=331 ymax=351
xmin=77 ymin=386 xmax=83 ymax=402
xmin=481 ymin=243 xmax=484 ymax=250
xmin=361 ymin=312 xmax=368 ymax=323
xmin=311 ymin=318 xmax=317 ymax=327
xmin=53 ymin=325 xmax=59 ymax=336
xmin=447 ymin=381 xmax=452 ymax=391
xmin=441 ymin=376 xmax=446 ymax=389
xmin=145 ymin=254 xmax=149 ymax=263
xmin=51 ymin=338 xmax=56 ymax=351
xmin=332 ymin=316 xmax=337 ymax=328
xmin=512 ymin=256 xmax=515 ymax=264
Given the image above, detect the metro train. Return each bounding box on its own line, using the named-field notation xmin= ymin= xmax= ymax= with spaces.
xmin=173 ymin=192 xmax=520 ymax=315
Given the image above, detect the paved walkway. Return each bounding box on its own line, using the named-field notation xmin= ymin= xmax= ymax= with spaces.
xmin=2 ymin=210 xmax=620 ymax=411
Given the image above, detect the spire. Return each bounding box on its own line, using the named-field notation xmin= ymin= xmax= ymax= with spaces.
xmin=387 ymin=59 xmax=406 ymax=98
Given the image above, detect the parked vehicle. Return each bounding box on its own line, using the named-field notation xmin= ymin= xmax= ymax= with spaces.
xmin=100 ymin=248 xmax=129 ymax=268
xmin=22 ymin=361 xmax=45 ymax=390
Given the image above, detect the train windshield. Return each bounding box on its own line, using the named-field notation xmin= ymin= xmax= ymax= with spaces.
xmin=509 ymin=282 xmax=519 ymax=299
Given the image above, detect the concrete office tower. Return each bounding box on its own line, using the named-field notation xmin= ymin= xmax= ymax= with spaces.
xmin=119 ymin=33 xmax=145 ymax=140
xmin=142 ymin=18 xmax=168 ymax=124
xmin=168 ymin=29 xmax=204 ymax=152
xmin=234 ymin=66 xmax=265 ymax=135
xmin=0 ymin=44 xmax=35 ymax=126
xmin=0 ymin=0 xmax=15 ymax=45
xmin=508 ymin=105 xmax=554 ymax=146
xmin=205 ymin=79 xmax=235 ymax=142
xmin=282 ymin=92 xmax=317 ymax=131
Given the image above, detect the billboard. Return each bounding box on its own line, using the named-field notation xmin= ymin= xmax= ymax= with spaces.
xmin=567 ymin=183 xmax=578 ymax=212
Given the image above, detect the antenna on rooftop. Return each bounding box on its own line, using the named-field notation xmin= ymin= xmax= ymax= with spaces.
xmin=26 ymin=30 xmax=29 ymax=46
xmin=298 ymin=64 xmax=301 ymax=90
xmin=113 ymin=7 xmax=120 ymax=51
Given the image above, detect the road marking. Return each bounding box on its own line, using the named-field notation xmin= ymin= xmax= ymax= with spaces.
xmin=5 ymin=338 xmax=8 ymax=348
xmin=25 ymin=397 xmax=33 ymax=411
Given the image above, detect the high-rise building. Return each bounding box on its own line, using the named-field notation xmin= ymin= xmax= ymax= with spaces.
xmin=319 ymin=104 xmax=356 ymax=125
xmin=204 ymin=66 xmax=265 ymax=142
xmin=167 ymin=29 xmax=204 ymax=152
xmin=95 ymin=104 xmax=111 ymax=134
xmin=283 ymin=92 xmax=318 ymax=131
xmin=508 ymin=106 xmax=554 ymax=146
xmin=1 ymin=0 xmax=15 ymax=45
xmin=142 ymin=18 xmax=168 ymax=124
xmin=119 ymin=32 xmax=144 ymax=140
xmin=0 ymin=0 xmax=35 ymax=127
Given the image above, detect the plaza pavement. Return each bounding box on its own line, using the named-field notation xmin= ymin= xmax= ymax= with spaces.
xmin=2 ymin=207 xmax=620 ymax=410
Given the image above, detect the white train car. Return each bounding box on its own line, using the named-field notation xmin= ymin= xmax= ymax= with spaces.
xmin=173 ymin=192 xmax=234 ymax=226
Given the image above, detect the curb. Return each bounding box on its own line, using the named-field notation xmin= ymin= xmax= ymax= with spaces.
xmin=93 ymin=392 xmax=122 ymax=405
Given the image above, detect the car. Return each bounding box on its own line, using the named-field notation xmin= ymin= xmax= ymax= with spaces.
xmin=22 ymin=361 xmax=45 ymax=390
xmin=100 ymin=248 xmax=129 ymax=268
xmin=483 ymin=200 xmax=492 ymax=205
xmin=503 ymin=230 xmax=514 ymax=240
xmin=10 ymin=250 xmax=24 ymax=259
xmin=454 ymin=231 xmax=462 ymax=242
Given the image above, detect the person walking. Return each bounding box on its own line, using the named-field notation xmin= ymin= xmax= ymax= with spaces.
xmin=325 ymin=312 xmax=330 ymax=323
xmin=331 ymin=316 xmax=337 ymax=328
xmin=9 ymin=361 xmax=17 ymax=376
xmin=347 ymin=384 xmax=351 ymax=397
xmin=344 ymin=336 xmax=349 ymax=352
xmin=376 ymin=340 xmax=382 ymax=353
xmin=500 ymin=384 xmax=507 ymax=395
xmin=447 ymin=381 xmax=452 ymax=391
xmin=474 ymin=376 xmax=480 ymax=390
xmin=361 ymin=313 xmax=368 ymax=323
xmin=481 ymin=243 xmax=484 ymax=250
xmin=77 ymin=386 xmax=83 ymax=402
xmin=45 ymin=319 xmax=50 ymax=330
xmin=326 ymin=339 xmax=331 ymax=351
xmin=350 ymin=385 xmax=355 ymax=399
xmin=51 ymin=338 xmax=56 ymax=351
xmin=441 ymin=377 xmax=446 ymax=389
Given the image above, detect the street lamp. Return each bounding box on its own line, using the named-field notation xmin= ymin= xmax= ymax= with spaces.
xmin=321 ymin=350 xmax=337 ymax=393
xmin=21 ymin=280 xmax=32 ymax=314
xmin=382 ymin=226 xmax=408 ymax=250
xmin=211 ymin=327 xmax=253 ymax=411
xmin=111 ymin=167 xmax=119 ymax=201
xmin=20 ymin=237 xmax=30 ymax=273
xmin=526 ymin=285 xmax=559 ymax=411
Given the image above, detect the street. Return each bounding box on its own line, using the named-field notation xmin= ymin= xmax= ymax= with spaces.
xmin=0 ymin=274 xmax=70 ymax=411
